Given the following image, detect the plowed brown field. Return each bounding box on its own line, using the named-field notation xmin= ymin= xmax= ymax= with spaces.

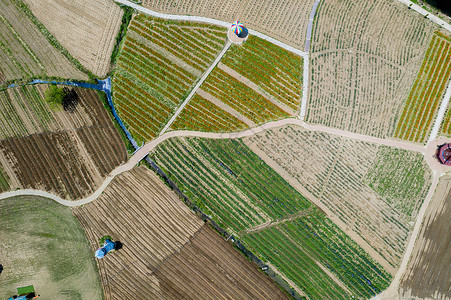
xmin=400 ymin=174 xmax=451 ymax=299
xmin=0 ymin=85 xmax=126 ymax=199
xmin=74 ymin=166 xmax=289 ymax=300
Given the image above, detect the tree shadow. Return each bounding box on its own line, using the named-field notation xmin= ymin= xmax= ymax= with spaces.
xmin=114 ymin=241 xmax=123 ymax=250
xmin=62 ymin=87 xmax=79 ymax=112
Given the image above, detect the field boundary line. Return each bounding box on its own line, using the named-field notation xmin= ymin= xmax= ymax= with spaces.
xmin=428 ymin=78 xmax=451 ymax=143
xmin=159 ymin=41 xmax=232 ymax=135
xmin=396 ymin=0 xmax=451 ymax=32
xmin=304 ymin=0 xmax=320 ymax=53
xmin=0 ymin=118 xmax=429 ymax=206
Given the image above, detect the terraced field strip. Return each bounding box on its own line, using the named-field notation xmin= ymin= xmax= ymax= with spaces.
xmin=170 ymin=93 xmax=249 ymax=132
xmin=200 ymin=67 xmax=290 ymax=124
xmin=394 ymin=32 xmax=451 ymax=143
xmin=112 ymin=14 xmax=227 ymax=143
xmin=74 ymin=166 xmax=288 ymax=299
xmin=0 ymin=0 xmax=86 ymax=85
xmin=220 ymin=35 xmax=303 ymax=112
xmin=243 ymin=211 xmax=392 ymax=299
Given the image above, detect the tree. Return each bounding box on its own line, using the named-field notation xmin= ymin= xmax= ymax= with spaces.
xmin=44 ymin=84 xmax=65 ymax=108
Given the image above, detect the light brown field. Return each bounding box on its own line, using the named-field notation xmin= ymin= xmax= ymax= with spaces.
xmin=400 ymin=174 xmax=451 ymax=299
xmin=23 ymin=0 xmax=123 ymax=76
xmin=306 ymin=0 xmax=436 ymax=138
xmin=0 ymin=0 xmax=87 ymax=85
xmin=243 ymin=124 xmax=433 ymax=272
xmin=73 ymin=166 xmax=289 ymax=299
xmin=0 ymin=85 xmax=126 ymax=199
xmin=142 ymin=0 xmax=316 ymax=48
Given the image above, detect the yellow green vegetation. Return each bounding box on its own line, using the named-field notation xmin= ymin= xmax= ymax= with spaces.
xmin=394 ymin=32 xmax=451 ymax=143
xmin=0 ymin=196 xmax=102 ymax=299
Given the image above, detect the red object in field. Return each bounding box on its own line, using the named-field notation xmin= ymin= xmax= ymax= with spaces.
xmin=436 ymin=143 xmax=451 ymax=165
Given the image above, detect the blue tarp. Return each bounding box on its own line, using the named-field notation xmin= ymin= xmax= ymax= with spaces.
xmin=95 ymin=239 xmax=115 ymax=259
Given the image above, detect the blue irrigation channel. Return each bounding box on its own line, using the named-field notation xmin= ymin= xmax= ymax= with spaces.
xmin=9 ymin=78 xmax=139 ymax=150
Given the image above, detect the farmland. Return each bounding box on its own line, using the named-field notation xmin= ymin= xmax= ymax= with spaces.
xmin=306 ymin=0 xmax=436 ymax=138
xmin=198 ymin=67 xmax=290 ymax=124
xmin=170 ymin=93 xmax=249 ymax=132
xmin=243 ymin=124 xmax=432 ymax=270
xmin=73 ymin=166 xmax=288 ymax=299
xmin=400 ymin=174 xmax=451 ymax=299
xmin=151 ymin=137 xmax=312 ymax=233
xmin=23 ymin=0 xmax=124 ymax=76
xmin=221 ymin=35 xmax=303 ymax=111
xmin=150 ymin=135 xmax=392 ymax=298
xmin=243 ymin=210 xmax=392 ymax=299
xmin=142 ymin=0 xmax=316 ymax=48
xmin=0 ymin=195 xmax=102 ymax=299
xmin=394 ymin=32 xmax=451 ymax=143
xmin=171 ymin=34 xmax=301 ymax=133
xmin=112 ymin=14 xmax=227 ymax=143
xmin=0 ymin=0 xmax=87 ymax=86
xmin=0 ymin=85 xmax=126 ymax=199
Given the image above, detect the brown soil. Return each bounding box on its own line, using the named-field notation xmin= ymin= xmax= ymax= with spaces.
xmin=399 ymin=174 xmax=451 ymax=299
xmin=74 ymin=166 xmax=288 ymax=300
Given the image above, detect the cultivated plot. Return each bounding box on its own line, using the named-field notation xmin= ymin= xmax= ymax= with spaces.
xmin=307 ymin=0 xmax=436 ymax=138
xmin=142 ymin=0 xmax=316 ymax=48
xmin=243 ymin=125 xmax=432 ymax=271
xmin=74 ymin=166 xmax=288 ymax=299
xmin=112 ymin=14 xmax=227 ymax=143
xmin=0 ymin=196 xmax=102 ymax=299
xmin=395 ymin=31 xmax=451 ymax=143
xmin=151 ymin=136 xmax=392 ymax=298
xmin=0 ymin=85 xmax=126 ymax=199
xmin=23 ymin=0 xmax=124 ymax=76
xmin=171 ymin=35 xmax=302 ymax=132
xmin=400 ymin=174 xmax=451 ymax=299
xmin=0 ymin=0 xmax=87 ymax=86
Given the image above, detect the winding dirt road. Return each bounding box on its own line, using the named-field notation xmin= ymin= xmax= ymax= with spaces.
xmin=0 ymin=118 xmax=431 ymax=206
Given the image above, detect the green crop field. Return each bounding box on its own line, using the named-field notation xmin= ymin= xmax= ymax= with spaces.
xmin=0 ymin=196 xmax=102 ymax=299
xmin=395 ymin=32 xmax=451 ymax=143
xmin=112 ymin=14 xmax=227 ymax=143
xmin=151 ymin=136 xmax=392 ymax=298
xmin=0 ymin=165 xmax=9 ymax=192
xmin=151 ymin=137 xmax=311 ymax=233
xmin=365 ymin=146 xmax=432 ymax=216
xmin=243 ymin=211 xmax=392 ymax=299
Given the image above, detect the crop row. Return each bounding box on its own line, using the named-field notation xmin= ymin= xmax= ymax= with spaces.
xmin=243 ymin=211 xmax=392 ymax=299
xmin=151 ymin=137 xmax=312 ymax=232
xmin=171 ymin=94 xmax=248 ymax=132
xmin=129 ymin=15 xmax=226 ymax=71
xmin=222 ymin=35 xmax=302 ymax=110
xmin=394 ymin=33 xmax=451 ymax=143
xmin=201 ymin=68 xmax=289 ymax=124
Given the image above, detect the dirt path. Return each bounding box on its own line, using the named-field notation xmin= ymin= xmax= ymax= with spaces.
xmin=374 ymin=171 xmax=441 ymax=299
xmin=428 ymin=78 xmax=451 ymax=143
xmin=396 ymin=0 xmax=451 ymax=32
